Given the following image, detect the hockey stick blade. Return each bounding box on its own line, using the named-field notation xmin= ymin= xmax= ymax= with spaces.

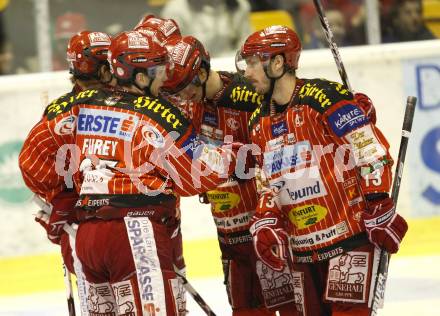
xmin=370 ymin=96 xmax=417 ymax=316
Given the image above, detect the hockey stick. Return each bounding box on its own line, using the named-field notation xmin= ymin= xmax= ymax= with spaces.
xmin=312 ymin=0 xmax=353 ymax=92
xmin=369 ymin=96 xmax=417 ymax=316
xmin=312 ymin=2 xmax=418 ymax=313
xmin=33 ymin=196 xmax=76 ymax=316
xmin=174 ymin=269 xmax=217 ymax=316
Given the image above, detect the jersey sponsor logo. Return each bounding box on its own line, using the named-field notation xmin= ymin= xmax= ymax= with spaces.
xmin=75 ymin=197 xmax=110 ymax=208
xmin=326 ymin=251 xmax=370 ymax=303
xmin=264 ymin=141 xmax=312 ymax=176
xmin=255 ymin=261 xmax=295 ymax=308
xmin=87 ymin=282 xmax=117 ymax=314
xmin=206 ymin=190 xmax=241 ymax=212
xmin=230 ymin=85 xmax=263 ymax=105
xmin=199 ymin=145 xmax=226 ymax=174
xmin=55 ymin=115 xmax=77 ymax=135
xmin=299 ymin=82 xmax=332 ymax=108
xmin=291 ymin=221 xmax=349 ymax=248
xmin=77 ymin=108 xmax=139 ymax=141
xmin=271 ymin=121 xmax=288 ymax=137
xmin=269 ymin=166 xmax=327 ymax=205
xmin=181 ymin=132 xmax=202 ymax=159
xmin=125 ymin=218 xmax=166 ymax=314
xmin=266 ymin=133 xmax=297 ymax=151
xmin=328 ymin=104 xmax=368 ymax=137
xmin=112 ymin=281 xmax=135 ymax=314
xmin=343 ymin=177 xmax=362 ymax=206
xmin=288 ymin=204 xmax=328 ymax=229
xmin=141 ymin=124 xmax=165 ymax=148
xmin=134 ymin=96 xmax=185 ymax=132
xmin=267 ymin=136 xmax=284 ymax=151
xmin=344 ymin=125 xmax=386 ymax=165
xmin=200 ymin=124 xmax=223 ymax=143
xmin=202 ymin=111 xmax=217 ymax=126
xmin=213 ymin=211 xmax=251 ymax=230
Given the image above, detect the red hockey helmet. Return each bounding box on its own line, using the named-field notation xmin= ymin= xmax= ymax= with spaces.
xmin=66 ymin=31 xmax=112 ymax=78
xmin=108 ymin=31 xmax=171 ymax=82
xmin=236 ymin=25 xmax=302 ymax=73
xmin=133 ymin=14 xmax=181 ymax=46
xmin=161 ymin=35 xmax=210 ymax=94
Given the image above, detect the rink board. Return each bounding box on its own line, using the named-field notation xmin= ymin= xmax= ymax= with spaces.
xmin=1 ymin=215 xmax=439 ymax=296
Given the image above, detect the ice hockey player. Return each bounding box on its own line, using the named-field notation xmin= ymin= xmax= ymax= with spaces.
xmin=133 ymin=13 xmax=188 ymax=289
xmin=32 ymin=30 xmax=114 ymax=272
xmin=236 ymin=25 xmax=408 ymax=315
xmin=161 ymin=35 xmax=297 ymax=315
xmin=19 ymin=30 xmax=242 ymax=315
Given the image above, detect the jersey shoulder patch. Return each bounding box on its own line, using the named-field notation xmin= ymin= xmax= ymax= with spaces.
xmin=131 ymin=95 xmax=190 ymax=139
xmin=297 ymin=78 xmax=353 ymax=114
xmin=216 ymin=72 xmax=264 ymax=112
xmin=46 ymin=88 xmax=105 ymax=120
xmin=44 ymin=91 xmax=77 ymax=120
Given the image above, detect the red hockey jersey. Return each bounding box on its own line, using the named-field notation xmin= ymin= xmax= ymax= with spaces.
xmin=249 ymin=78 xmax=393 ymax=262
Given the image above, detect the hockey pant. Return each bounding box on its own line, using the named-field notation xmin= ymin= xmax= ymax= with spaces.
xmin=75 ymin=217 xmax=186 ymax=316
xmin=220 ymin=238 xmax=297 ymax=315
xmin=290 ymin=243 xmax=379 ymax=316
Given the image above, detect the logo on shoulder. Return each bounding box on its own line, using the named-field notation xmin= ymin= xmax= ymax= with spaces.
xmin=133 ymin=96 xmax=184 ymax=130
xmin=141 ymin=124 xmax=164 ymax=148
xmin=328 ymin=104 xmax=368 ymax=137
xmin=55 ymin=115 xmax=77 ymax=135
xmin=46 ymin=95 xmax=75 ymax=118
xmin=299 ymin=82 xmax=332 ymax=108
xmin=230 ymin=85 xmax=263 ymax=105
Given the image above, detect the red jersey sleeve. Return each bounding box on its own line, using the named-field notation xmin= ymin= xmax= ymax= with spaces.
xmin=320 ymin=86 xmax=393 ymax=196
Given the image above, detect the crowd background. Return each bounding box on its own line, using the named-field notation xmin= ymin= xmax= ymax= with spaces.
xmin=0 ymin=0 xmax=438 ymax=74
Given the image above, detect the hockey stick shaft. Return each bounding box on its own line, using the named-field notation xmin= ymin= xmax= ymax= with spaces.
xmin=174 ymin=270 xmax=217 ymax=316
xmin=369 ymin=96 xmax=417 ymax=316
xmin=312 ymin=0 xmax=353 ymax=92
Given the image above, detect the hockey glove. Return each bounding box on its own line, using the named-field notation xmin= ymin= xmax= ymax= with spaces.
xmin=250 ymin=193 xmax=288 ymax=271
xmin=355 ymin=92 xmax=376 ymax=124
xmin=362 ymin=197 xmax=408 ymax=254
xmin=35 ymin=191 xmax=78 ymax=245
